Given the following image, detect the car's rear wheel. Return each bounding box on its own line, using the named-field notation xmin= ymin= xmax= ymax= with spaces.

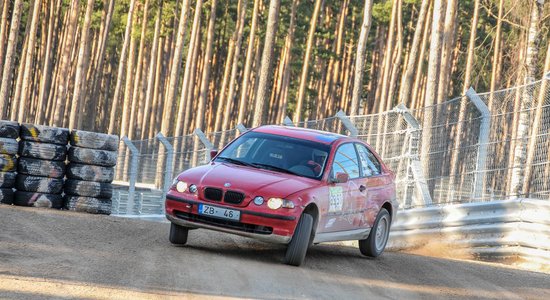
xmin=284 ymin=213 xmax=313 ymax=266
xmin=169 ymin=223 xmax=189 ymax=245
xmin=359 ymin=208 xmax=391 ymax=257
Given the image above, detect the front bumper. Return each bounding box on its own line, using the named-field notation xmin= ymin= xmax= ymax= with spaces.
xmin=165 ymin=194 xmax=296 ymax=244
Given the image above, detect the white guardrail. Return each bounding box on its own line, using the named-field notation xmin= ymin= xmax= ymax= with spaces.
xmin=386 ymin=198 xmax=550 ymax=267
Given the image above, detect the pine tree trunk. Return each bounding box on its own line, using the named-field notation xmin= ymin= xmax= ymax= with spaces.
xmin=129 ymin=0 xmax=150 ymax=139
xmin=488 ymin=0 xmax=504 ymax=109
xmin=0 ymin=0 xmax=23 ymax=118
xmin=17 ymin=0 xmax=43 ymax=122
xmin=69 ymin=0 xmax=95 ymax=130
xmin=119 ymin=16 xmax=138 ymax=138
xmin=182 ymin=24 xmax=202 ymax=136
xmin=148 ymin=36 xmax=165 ymax=139
xmin=350 ymin=0 xmax=375 ymax=115
xmin=236 ymin=0 xmax=260 ymax=126
xmin=410 ymin=3 xmax=431 ymax=109
xmin=213 ymin=0 xmax=241 ymax=132
xmin=177 ymin=0 xmax=203 ymax=136
xmin=420 ymin=0 xmax=444 ymax=190
xmin=35 ymin=0 xmax=61 ymax=124
xmin=194 ymin=0 xmax=217 ymax=131
xmin=160 ymin=0 xmax=191 ymax=136
xmin=294 ymin=0 xmax=323 ymax=123
xmin=385 ymin=0 xmax=403 ymax=111
xmin=436 ymin=0 xmax=457 ymax=104
xmin=51 ymin=0 xmax=80 ymax=126
xmin=0 ymin=0 xmax=12 ymax=81
xmin=523 ymin=40 xmax=550 ymax=195
xmin=252 ymin=0 xmax=281 ymax=126
xmin=141 ymin=1 xmax=162 ymax=139
xmin=84 ymin=0 xmax=114 ymax=130
xmin=509 ymin=0 xmax=545 ymax=196
xmin=461 ymin=0 xmax=480 ymax=95
xmin=221 ymin=0 xmax=248 ymax=134
xmin=107 ymin=0 xmax=136 ymax=134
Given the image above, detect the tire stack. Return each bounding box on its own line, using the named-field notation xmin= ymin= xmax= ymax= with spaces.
xmin=0 ymin=121 xmax=20 ymax=205
xmin=14 ymin=124 xmax=69 ymax=208
xmin=64 ymin=130 xmax=118 ymax=215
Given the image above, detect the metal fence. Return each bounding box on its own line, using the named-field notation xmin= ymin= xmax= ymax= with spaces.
xmin=112 ymin=74 xmax=550 ymax=215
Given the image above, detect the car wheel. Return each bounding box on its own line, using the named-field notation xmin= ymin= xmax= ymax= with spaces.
xmin=359 ymin=208 xmax=391 ymax=257
xmin=169 ymin=223 xmax=189 ymax=245
xmin=284 ymin=213 xmax=313 ymax=267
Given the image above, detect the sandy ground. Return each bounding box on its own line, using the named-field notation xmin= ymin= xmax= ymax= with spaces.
xmin=0 ymin=205 xmax=549 ymax=300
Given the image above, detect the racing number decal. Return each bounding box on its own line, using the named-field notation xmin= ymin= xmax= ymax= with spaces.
xmin=329 ymin=186 xmax=344 ymax=212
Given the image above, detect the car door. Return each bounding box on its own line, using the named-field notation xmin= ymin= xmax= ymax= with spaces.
xmin=321 ymin=143 xmax=364 ymax=232
xmin=354 ymin=143 xmax=391 ymax=228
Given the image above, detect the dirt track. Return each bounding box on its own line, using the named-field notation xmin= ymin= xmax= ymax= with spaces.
xmin=0 ymin=206 xmax=549 ymax=299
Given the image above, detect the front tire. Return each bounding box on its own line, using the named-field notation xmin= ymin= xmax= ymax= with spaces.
xmin=284 ymin=213 xmax=313 ymax=266
xmin=359 ymin=208 xmax=391 ymax=257
xmin=169 ymin=223 xmax=189 ymax=245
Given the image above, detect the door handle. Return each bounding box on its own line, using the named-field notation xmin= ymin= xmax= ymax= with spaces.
xmin=359 ymin=185 xmax=366 ymax=192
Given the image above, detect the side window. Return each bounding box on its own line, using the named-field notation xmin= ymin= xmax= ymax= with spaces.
xmin=355 ymin=144 xmax=381 ymax=177
xmin=331 ymin=143 xmax=360 ymax=179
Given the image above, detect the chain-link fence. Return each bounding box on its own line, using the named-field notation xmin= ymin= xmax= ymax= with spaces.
xmin=112 ymin=75 xmax=550 ymax=215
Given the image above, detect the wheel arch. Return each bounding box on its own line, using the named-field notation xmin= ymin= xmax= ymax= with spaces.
xmin=382 ymin=201 xmax=393 ymax=222
xmin=302 ymin=203 xmax=319 ymax=237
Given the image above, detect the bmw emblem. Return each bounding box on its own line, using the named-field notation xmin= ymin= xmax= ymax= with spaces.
xmin=224 ymin=182 xmax=231 ymax=188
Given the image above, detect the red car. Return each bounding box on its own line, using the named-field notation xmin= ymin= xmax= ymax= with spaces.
xmin=165 ymin=125 xmax=397 ymax=266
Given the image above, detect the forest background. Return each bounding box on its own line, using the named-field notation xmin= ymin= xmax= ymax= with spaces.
xmin=0 ymin=0 xmax=548 ymax=140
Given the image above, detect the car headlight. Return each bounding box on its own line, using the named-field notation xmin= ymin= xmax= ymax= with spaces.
xmin=267 ymin=198 xmax=295 ymax=210
xmin=176 ymin=181 xmax=188 ymax=193
xmin=189 ymin=184 xmax=198 ymax=194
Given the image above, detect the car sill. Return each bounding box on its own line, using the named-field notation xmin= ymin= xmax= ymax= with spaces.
xmin=313 ymin=228 xmax=371 ymax=244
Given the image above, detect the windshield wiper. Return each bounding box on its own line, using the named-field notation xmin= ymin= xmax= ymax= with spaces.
xmin=251 ymin=163 xmax=300 ymax=176
xmin=216 ymin=156 xmax=254 ymax=167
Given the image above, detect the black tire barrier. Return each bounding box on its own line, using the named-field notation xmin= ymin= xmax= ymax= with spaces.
xmin=0 ymin=171 xmax=16 ymax=188
xmin=0 ymin=188 xmax=14 ymax=204
xmin=0 ymin=120 xmax=20 ymax=139
xmin=64 ymin=196 xmax=111 ymax=215
xmin=0 ymin=138 xmax=18 ymax=155
xmin=68 ymin=147 xmax=117 ymax=167
xmin=20 ymin=123 xmax=69 ymax=145
xmin=0 ymin=154 xmax=17 ymax=172
xmin=66 ymin=163 xmax=114 ymax=183
xmin=64 ymin=179 xmax=113 ymax=198
xmin=15 ymin=174 xmax=63 ymax=194
xmin=13 ymin=191 xmax=63 ymax=208
xmin=19 ymin=140 xmax=67 ymax=161
xmin=70 ymin=130 xmax=119 ymax=151
xmin=17 ymin=157 xmax=66 ymax=179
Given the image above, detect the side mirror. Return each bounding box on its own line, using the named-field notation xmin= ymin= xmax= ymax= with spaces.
xmin=332 ymin=172 xmax=349 ymax=184
xmin=210 ymin=149 xmax=218 ymax=160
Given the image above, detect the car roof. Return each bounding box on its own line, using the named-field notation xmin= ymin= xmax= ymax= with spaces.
xmin=251 ymin=125 xmax=349 ymax=145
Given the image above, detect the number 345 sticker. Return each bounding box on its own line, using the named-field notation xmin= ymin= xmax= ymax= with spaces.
xmin=329 ymin=186 xmax=344 ymax=212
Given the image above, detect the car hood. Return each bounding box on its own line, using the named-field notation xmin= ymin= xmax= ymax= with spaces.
xmin=179 ymin=162 xmax=317 ymax=203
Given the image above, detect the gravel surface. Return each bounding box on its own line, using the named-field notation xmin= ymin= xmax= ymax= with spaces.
xmin=0 ymin=205 xmax=549 ymax=299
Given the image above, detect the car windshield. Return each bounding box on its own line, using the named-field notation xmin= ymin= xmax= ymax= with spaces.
xmin=215 ymin=131 xmax=331 ymax=180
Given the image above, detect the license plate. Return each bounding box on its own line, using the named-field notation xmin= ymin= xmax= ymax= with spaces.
xmin=198 ymin=204 xmax=240 ymax=221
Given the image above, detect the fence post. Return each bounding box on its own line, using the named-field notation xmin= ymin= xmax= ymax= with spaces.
xmin=156 ymin=132 xmax=174 ymax=210
xmin=335 ymin=110 xmax=358 ymax=137
xmin=122 ymin=136 xmax=139 ymax=214
xmin=394 ymin=103 xmax=433 ymax=206
xmin=465 ymin=87 xmax=491 ymax=200
xmin=236 ymin=124 xmax=248 ymax=134
xmin=283 ymin=116 xmax=295 ymax=126
xmin=194 ymin=128 xmax=214 ymax=162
